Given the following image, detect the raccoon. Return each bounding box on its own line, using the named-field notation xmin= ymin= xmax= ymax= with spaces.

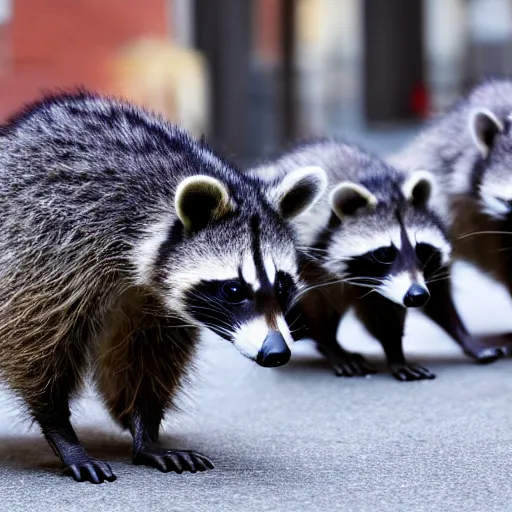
xmin=248 ymin=138 xmax=492 ymax=381
xmin=389 ymin=79 xmax=512 ymax=353
xmin=0 ymin=91 xmax=326 ymax=483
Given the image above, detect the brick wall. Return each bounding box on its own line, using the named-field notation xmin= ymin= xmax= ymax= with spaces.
xmin=0 ymin=0 xmax=169 ymax=120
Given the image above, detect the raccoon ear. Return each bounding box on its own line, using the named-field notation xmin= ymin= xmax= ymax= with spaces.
xmin=401 ymin=170 xmax=436 ymax=208
xmin=329 ymin=182 xmax=378 ymax=219
xmin=175 ymin=175 xmax=232 ymax=232
xmin=469 ymin=107 xmax=504 ymax=157
xmin=272 ymin=166 xmax=327 ymax=219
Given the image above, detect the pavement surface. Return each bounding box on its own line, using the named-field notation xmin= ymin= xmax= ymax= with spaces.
xmin=0 ymin=261 xmax=512 ymax=512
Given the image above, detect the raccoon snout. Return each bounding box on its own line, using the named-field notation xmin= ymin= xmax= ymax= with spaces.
xmin=256 ymin=331 xmax=291 ymax=368
xmin=403 ymin=284 xmax=430 ymax=308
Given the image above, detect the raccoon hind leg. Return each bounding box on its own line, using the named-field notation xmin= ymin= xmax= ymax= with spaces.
xmin=298 ymin=289 xmax=377 ymax=377
xmin=463 ymin=333 xmax=511 ymax=360
xmin=21 ymin=328 xmax=116 ymax=483
xmin=424 ymin=275 xmax=505 ymax=363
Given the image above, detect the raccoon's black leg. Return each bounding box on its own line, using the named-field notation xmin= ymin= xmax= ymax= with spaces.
xmin=31 ymin=376 xmax=116 ymax=483
xmin=355 ymin=294 xmax=435 ymax=381
xmin=36 ymin=402 xmax=116 ymax=484
xmin=424 ymin=277 xmax=505 ymax=363
xmin=478 ymin=271 xmax=512 ymax=355
xmin=129 ymin=402 xmax=214 ymax=474
xmin=97 ymin=316 xmax=213 ymax=474
xmin=295 ymin=292 xmax=377 ymax=377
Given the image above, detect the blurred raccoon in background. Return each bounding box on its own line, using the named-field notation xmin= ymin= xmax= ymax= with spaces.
xmin=390 ymin=79 xmax=512 ymax=353
xmin=249 ymin=138 xmax=504 ymax=381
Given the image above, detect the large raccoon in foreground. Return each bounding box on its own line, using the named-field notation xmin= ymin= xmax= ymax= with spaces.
xmin=249 ymin=139 xmax=502 ymax=382
xmin=389 ymin=79 xmax=512 ymax=352
xmin=0 ymin=92 xmax=326 ymax=483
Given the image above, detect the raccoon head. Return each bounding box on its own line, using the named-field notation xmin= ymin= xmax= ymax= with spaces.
xmin=468 ymin=107 xmax=512 ymax=219
xmin=135 ymin=168 xmax=326 ymax=367
xmin=323 ymin=170 xmax=451 ymax=308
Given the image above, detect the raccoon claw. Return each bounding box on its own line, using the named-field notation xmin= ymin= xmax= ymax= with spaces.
xmin=332 ymin=354 xmax=377 ymax=377
xmin=133 ymin=446 xmax=214 ymax=474
xmin=319 ymin=347 xmax=377 ymax=377
xmin=63 ymin=458 xmax=116 ymax=484
xmin=390 ymin=363 xmax=435 ymax=382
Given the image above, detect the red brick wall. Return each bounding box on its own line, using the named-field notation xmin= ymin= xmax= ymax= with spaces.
xmin=0 ymin=0 xmax=169 ymax=120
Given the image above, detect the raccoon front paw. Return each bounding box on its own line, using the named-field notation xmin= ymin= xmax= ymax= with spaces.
xmin=63 ymin=457 xmax=116 ymax=484
xmin=133 ymin=446 xmax=214 ymax=473
xmin=389 ymin=363 xmax=435 ymax=382
xmin=319 ymin=346 xmax=377 ymax=377
xmin=332 ymin=353 xmax=377 ymax=377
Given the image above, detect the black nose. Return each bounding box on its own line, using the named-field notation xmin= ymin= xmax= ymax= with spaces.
xmin=403 ymin=283 xmax=430 ymax=308
xmin=256 ymin=331 xmax=291 ymax=368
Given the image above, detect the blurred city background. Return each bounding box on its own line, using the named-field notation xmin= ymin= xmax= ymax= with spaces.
xmin=0 ymin=0 xmax=510 ymax=164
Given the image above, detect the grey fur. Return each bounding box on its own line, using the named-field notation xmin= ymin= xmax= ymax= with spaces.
xmin=250 ymin=138 xmax=450 ymax=273
xmin=389 ymin=79 xmax=512 ymax=224
xmin=389 ymin=80 xmax=512 ymax=353
xmin=248 ymin=138 xmax=453 ymax=381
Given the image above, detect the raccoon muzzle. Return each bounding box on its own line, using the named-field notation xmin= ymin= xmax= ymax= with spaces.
xmin=403 ymin=283 xmax=430 ymax=308
xmin=256 ymin=331 xmax=291 ymax=367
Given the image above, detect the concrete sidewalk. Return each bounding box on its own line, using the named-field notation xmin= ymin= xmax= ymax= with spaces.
xmin=0 ymin=261 xmax=511 ymax=512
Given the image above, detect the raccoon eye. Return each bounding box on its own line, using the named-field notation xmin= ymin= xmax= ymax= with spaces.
xmin=221 ymin=280 xmax=249 ymax=303
xmin=372 ymin=246 xmax=397 ymax=264
xmin=275 ymin=272 xmax=294 ymax=298
xmin=416 ymin=243 xmax=436 ymax=265
xmin=275 ymin=271 xmax=296 ymax=310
